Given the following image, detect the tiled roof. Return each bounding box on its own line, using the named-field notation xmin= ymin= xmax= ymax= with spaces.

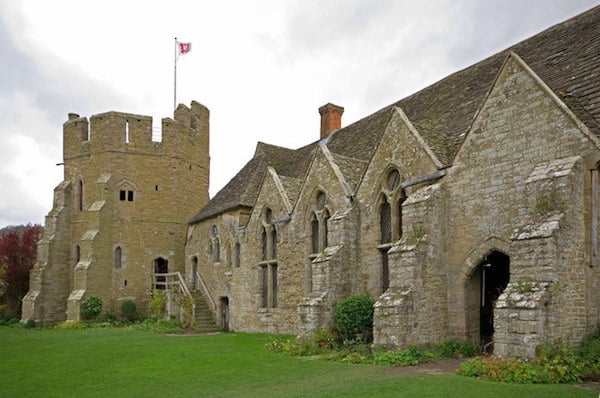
xmin=190 ymin=142 xmax=317 ymax=223
xmin=279 ymin=176 xmax=304 ymax=205
xmin=191 ymin=5 xmax=600 ymax=224
xmin=390 ymin=5 xmax=600 ymax=164
xmin=331 ymin=152 xmax=368 ymax=193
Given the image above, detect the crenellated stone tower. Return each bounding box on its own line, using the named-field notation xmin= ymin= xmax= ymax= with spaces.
xmin=22 ymin=101 xmax=210 ymax=323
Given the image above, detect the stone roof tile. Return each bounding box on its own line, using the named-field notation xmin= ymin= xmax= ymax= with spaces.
xmin=191 ymin=5 xmax=600 ymax=223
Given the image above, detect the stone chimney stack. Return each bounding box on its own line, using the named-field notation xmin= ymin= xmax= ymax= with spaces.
xmin=319 ymin=103 xmax=344 ymax=140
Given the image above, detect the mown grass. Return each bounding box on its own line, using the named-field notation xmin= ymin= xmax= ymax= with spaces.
xmin=0 ymin=327 xmax=595 ymax=397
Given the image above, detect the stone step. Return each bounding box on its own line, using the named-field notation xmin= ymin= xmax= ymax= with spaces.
xmin=190 ymin=290 xmax=219 ymax=333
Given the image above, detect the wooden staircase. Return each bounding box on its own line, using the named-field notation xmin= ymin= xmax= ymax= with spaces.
xmin=191 ymin=291 xmax=219 ymax=333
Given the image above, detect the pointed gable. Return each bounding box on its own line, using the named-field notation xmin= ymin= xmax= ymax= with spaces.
xmin=389 ymin=5 xmax=600 ymax=165
xmin=190 ymin=141 xmax=317 ymax=224
xmin=191 ymin=5 xmax=600 ymax=224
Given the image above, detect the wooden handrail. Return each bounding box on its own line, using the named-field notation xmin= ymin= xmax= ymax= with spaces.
xmin=196 ymin=270 xmax=216 ymax=312
xmin=153 ymin=272 xmax=196 ymax=322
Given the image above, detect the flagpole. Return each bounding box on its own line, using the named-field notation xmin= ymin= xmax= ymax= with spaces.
xmin=174 ymin=37 xmax=177 ymax=112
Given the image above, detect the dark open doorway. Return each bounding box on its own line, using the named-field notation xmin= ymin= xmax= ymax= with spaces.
xmin=478 ymin=251 xmax=510 ymax=352
xmin=221 ymin=297 xmax=230 ymax=332
xmin=154 ymin=258 xmax=169 ymax=290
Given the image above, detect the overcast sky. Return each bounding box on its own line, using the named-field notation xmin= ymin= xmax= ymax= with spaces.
xmin=0 ymin=0 xmax=598 ymax=228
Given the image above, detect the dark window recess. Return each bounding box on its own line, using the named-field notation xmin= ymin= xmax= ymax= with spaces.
xmin=261 ymin=265 xmax=268 ymax=307
xmin=115 ymin=247 xmax=122 ymax=269
xmin=234 ymin=243 xmax=241 ymax=268
xmin=380 ymin=198 xmax=392 ymax=244
xmin=262 ymin=229 xmax=268 ymax=261
xmin=119 ymin=190 xmax=135 ymax=202
xmin=271 ymin=264 xmax=278 ymax=308
xmin=381 ymin=250 xmax=389 ymax=292
xmin=311 ymin=216 xmax=319 ymax=254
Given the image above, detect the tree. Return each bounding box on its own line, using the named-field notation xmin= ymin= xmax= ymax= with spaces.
xmin=0 ymin=225 xmax=42 ymax=318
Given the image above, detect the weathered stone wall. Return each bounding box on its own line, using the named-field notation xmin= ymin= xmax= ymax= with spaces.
xmin=445 ymin=55 xmax=599 ymax=352
xmin=374 ymin=183 xmax=449 ymax=349
xmin=21 ymin=181 xmax=73 ymax=323
xmin=355 ymin=109 xmax=441 ymax=299
xmin=24 ymin=102 xmax=210 ymax=322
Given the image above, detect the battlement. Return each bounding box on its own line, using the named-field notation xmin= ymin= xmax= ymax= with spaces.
xmin=63 ymin=101 xmax=209 ymax=161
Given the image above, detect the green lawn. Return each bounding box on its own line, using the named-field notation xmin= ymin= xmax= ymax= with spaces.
xmin=0 ymin=327 xmax=595 ymax=397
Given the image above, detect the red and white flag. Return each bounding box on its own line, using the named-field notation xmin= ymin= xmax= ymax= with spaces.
xmin=177 ymin=41 xmax=192 ymax=57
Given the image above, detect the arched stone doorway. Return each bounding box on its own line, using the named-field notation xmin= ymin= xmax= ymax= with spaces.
xmin=466 ymin=250 xmax=510 ymax=352
xmin=154 ymin=257 xmax=169 ymax=290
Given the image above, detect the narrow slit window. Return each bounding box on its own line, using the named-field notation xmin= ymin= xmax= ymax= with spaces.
xmin=78 ymin=180 xmax=84 ymax=211
xmin=234 ymin=243 xmax=241 ymax=268
xmin=311 ymin=215 xmax=319 ymax=254
xmin=115 ymin=247 xmax=122 ymax=269
xmin=380 ymin=197 xmax=392 ymax=244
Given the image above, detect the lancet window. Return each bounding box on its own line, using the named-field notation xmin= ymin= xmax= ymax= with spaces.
xmin=259 ymin=207 xmax=278 ymax=308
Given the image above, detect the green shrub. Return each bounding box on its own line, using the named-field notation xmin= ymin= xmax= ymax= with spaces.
xmin=120 ymin=300 xmax=137 ymax=321
xmin=431 ymin=340 xmax=478 ymax=358
xmin=374 ymin=345 xmax=425 ymax=366
xmin=151 ymin=290 xmax=166 ymax=320
xmin=179 ymin=295 xmax=194 ymax=329
xmin=333 ymin=295 xmax=374 ymax=343
xmin=80 ymin=296 xmax=102 ymax=320
xmin=535 ymin=341 xmax=583 ymax=383
xmin=458 ymin=330 xmax=600 ymax=384
xmin=131 ymin=318 xmax=182 ymax=334
xmin=577 ymin=330 xmax=600 ymax=379
xmin=457 ymin=357 xmax=552 ymax=383
xmin=24 ymin=319 xmax=36 ymax=329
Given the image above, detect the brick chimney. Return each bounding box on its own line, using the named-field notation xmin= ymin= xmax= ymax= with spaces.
xmin=319 ymin=103 xmax=344 ymax=140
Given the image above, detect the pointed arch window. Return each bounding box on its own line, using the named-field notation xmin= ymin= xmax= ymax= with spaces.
xmin=376 ymin=167 xmax=406 ymax=293
xmin=259 ymin=207 xmax=278 ymax=308
xmin=215 ymin=239 xmax=221 ymax=262
xmin=380 ymin=196 xmax=392 ymax=244
xmin=210 ymin=225 xmax=221 ymax=263
xmin=115 ymin=246 xmax=122 ymax=269
xmin=311 ymin=214 xmax=320 ymax=254
xmin=309 ymin=191 xmax=331 ymax=256
xmin=261 ymin=229 xmax=268 ymax=261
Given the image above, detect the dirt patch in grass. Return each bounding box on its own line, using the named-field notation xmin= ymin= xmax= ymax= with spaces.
xmin=383 ymin=358 xmax=465 ymax=375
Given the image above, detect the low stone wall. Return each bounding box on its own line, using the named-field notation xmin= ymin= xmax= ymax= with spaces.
xmin=494 ymin=281 xmax=552 ymax=358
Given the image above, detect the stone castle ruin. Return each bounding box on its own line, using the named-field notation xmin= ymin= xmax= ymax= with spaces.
xmin=23 ymin=7 xmax=600 ymax=357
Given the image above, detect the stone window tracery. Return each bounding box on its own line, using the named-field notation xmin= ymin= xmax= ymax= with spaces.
xmin=377 ymin=168 xmax=407 ymax=293
xmin=309 ymin=190 xmax=331 ymax=256
xmin=210 ymin=225 xmax=221 ymax=263
xmin=259 ymin=207 xmax=278 ymax=308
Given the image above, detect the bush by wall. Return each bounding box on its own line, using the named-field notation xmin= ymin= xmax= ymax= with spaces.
xmin=80 ymin=296 xmax=102 ymax=320
xmin=458 ymin=329 xmax=600 ymax=384
xmin=120 ymin=300 xmax=137 ymax=321
xmin=333 ymin=295 xmax=374 ymax=343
